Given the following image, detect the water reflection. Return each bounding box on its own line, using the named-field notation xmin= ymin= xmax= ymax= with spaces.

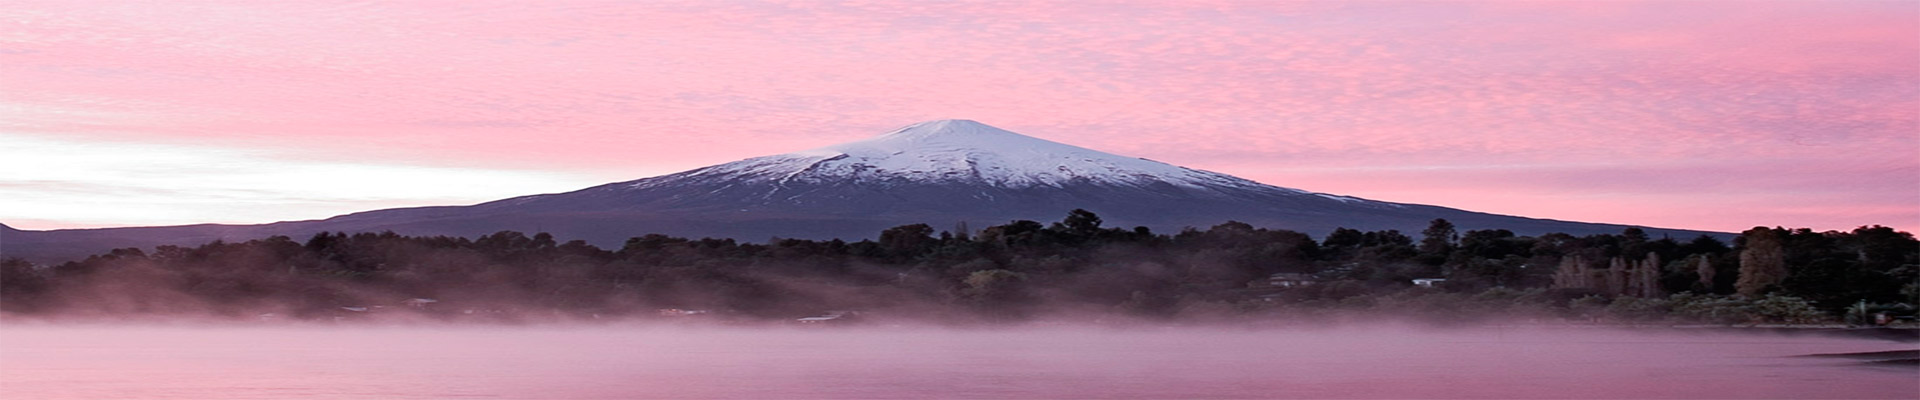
xmin=2 ymin=325 xmax=1913 ymax=399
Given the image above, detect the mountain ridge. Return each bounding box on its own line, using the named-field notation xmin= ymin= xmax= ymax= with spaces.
xmin=1 ymin=120 xmax=1730 ymax=263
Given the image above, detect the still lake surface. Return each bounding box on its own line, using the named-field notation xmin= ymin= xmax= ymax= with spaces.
xmin=2 ymin=324 xmax=1914 ymax=399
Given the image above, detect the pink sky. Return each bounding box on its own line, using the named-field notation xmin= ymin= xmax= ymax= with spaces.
xmin=2 ymin=1 xmax=1915 ymax=234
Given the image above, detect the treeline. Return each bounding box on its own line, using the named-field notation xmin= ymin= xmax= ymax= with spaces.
xmin=1 ymin=209 xmax=1913 ymax=324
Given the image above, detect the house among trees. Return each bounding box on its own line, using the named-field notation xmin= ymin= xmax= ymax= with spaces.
xmin=656 ymin=308 xmax=711 ymax=317
xmin=1257 ymin=273 xmax=1319 ymax=288
xmin=796 ymin=311 xmax=859 ymax=325
xmin=332 ymin=306 xmax=372 ymax=322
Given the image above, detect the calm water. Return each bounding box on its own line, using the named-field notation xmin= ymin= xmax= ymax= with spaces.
xmin=1 ymin=324 xmax=1914 ymax=399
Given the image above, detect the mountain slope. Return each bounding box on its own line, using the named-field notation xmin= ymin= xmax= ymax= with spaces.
xmin=2 ymin=120 xmax=1727 ymax=263
xmin=466 ymin=120 xmax=1403 ymax=219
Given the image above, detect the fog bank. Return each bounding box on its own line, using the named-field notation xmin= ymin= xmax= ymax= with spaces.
xmin=2 ymin=324 xmax=1913 ymax=399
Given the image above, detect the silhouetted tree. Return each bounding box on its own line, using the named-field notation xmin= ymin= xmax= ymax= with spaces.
xmin=1736 ymin=227 xmax=1788 ymax=296
xmin=878 ymin=223 xmax=937 ymax=261
xmin=1418 ymin=219 xmax=1457 ymax=264
xmin=1059 ymin=209 xmax=1103 ymax=236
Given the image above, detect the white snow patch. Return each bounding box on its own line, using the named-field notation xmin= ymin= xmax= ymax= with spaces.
xmin=1316 ymin=193 xmax=1362 ymax=203
xmin=680 ymin=120 xmax=1287 ymax=192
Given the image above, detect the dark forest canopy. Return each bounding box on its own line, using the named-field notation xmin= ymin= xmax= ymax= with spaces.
xmin=2 ymin=210 xmax=1914 ymax=325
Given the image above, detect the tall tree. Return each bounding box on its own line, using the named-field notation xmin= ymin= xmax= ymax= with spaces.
xmin=952 ymin=221 xmax=971 ymax=242
xmin=1418 ymin=218 xmax=1457 ymax=262
xmin=1551 ymin=255 xmax=1592 ymax=290
xmin=1634 ymin=252 xmax=1663 ymax=298
xmin=1059 ymin=209 xmax=1103 ymax=235
xmin=1606 ymin=256 xmax=1629 ymax=296
xmin=1736 ymin=227 xmax=1789 ymax=296
xmin=877 ymin=223 xmax=936 ymax=260
xmin=1692 ymin=254 xmax=1715 ymax=293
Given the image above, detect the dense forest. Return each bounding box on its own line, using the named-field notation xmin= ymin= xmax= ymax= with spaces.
xmin=2 ymin=210 xmax=1914 ymax=325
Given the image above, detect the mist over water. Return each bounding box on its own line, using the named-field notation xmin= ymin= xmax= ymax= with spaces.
xmin=2 ymin=324 xmax=1913 ymax=399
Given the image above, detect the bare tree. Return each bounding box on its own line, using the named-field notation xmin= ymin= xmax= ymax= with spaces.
xmin=1634 ymin=252 xmax=1663 ymax=298
xmin=1551 ymin=255 xmax=1591 ymax=290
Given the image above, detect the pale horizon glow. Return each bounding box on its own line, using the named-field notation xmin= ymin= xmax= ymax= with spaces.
xmin=2 ymin=135 xmax=607 ymax=228
xmin=2 ymin=1 xmax=1916 ymax=234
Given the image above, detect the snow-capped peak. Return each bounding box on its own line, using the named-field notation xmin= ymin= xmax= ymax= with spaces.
xmin=648 ymin=120 xmax=1312 ymax=195
xmin=794 ymin=119 xmax=1117 ymax=161
xmin=877 ymin=119 xmax=1017 ymax=140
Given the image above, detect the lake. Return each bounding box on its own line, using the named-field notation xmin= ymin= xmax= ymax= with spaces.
xmin=2 ymin=324 xmax=1914 ymax=399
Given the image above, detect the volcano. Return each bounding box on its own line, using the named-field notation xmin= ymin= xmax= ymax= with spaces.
xmin=1 ymin=120 xmax=1722 ymax=263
